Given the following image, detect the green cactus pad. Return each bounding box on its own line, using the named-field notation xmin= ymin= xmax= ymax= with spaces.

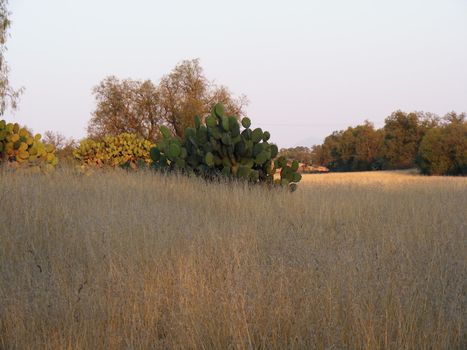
xmin=240 ymin=159 xmax=254 ymax=168
xmin=160 ymin=125 xmax=171 ymax=139
xmin=270 ymin=144 xmax=279 ymax=158
xmin=291 ymin=160 xmax=299 ymax=171
xmin=228 ymin=117 xmax=240 ymax=136
xmin=241 ymin=117 xmax=251 ymax=128
xmin=253 ymin=143 xmax=264 ymax=157
xmin=252 ymin=128 xmax=263 ymax=143
xmin=214 ymin=103 xmax=225 ymax=118
xmin=194 ymin=115 xmax=201 ymax=129
xmin=185 ymin=127 xmax=196 ymax=138
xmin=238 ymin=166 xmax=251 ymax=179
xmin=255 ymin=151 xmax=269 ymax=165
xmin=220 ymin=116 xmax=229 ymax=131
xmin=209 ymin=127 xmax=221 ymax=140
xmin=205 ymin=115 xmax=217 ymax=127
xmin=205 ymin=152 xmax=214 ymax=167
xmin=196 ymin=126 xmax=208 ymax=143
xmin=168 ymin=143 xmax=181 ymax=158
xmin=241 ymin=129 xmax=252 ymax=140
xmin=234 ymin=141 xmax=246 ymax=157
xmin=180 ymin=147 xmax=188 ymax=159
xmin=277 ymin=156 xmax=287 ymax=168
xmin=292 ymin=172 xmax=302 ymax=182
xmin=175 ymin=158 xmax=186 ymax=168
xmin=221 ymin=134 xmax=232 ymax=145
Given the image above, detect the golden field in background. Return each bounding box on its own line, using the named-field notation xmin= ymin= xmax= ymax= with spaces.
xmin=0 ymin=168 xmax=465 ymax=349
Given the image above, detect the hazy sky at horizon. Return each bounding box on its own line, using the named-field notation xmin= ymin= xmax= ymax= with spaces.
xmin=6 ymin=0 xmax=467 ymax=147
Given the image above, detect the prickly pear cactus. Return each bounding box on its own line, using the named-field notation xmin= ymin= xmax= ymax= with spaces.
xmin=150 ymin=104 xmax=302 ymax=190
xmin=0 ymin=120 xmax=58 ymax=171
xmin=73 ymin=133 xmax=154 ymax=169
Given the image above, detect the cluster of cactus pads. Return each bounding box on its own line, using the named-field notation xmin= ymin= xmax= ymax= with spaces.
xmin=150 ymin=103 xmax=302 ymax=190
xmin=0 ymin=120 xmax=58 ymax=170
xmin=73 ymin=133 xmax=154 ymax=169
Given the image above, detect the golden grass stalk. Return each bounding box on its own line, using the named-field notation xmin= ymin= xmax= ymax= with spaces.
xmin=0 ymin=168 xmax=465 ymax=349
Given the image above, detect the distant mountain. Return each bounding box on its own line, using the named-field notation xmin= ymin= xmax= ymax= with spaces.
xmin=294 ymin=135 xmax=323 ymax=148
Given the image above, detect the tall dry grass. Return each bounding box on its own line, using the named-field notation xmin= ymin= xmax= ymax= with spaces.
xmin=0 ymin=168 xmax=465 ymax=349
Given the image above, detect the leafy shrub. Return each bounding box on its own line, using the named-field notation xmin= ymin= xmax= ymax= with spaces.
xmin=417 ymin=118 xmax=466 ymax=175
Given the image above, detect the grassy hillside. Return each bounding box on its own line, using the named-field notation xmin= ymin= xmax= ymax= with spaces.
xmin=0 ymin=169 xmax=465 ymax=349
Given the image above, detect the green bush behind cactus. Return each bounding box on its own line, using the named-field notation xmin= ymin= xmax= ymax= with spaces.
xmin=0 ymin=119 xmax=58 ymax=171
xmin=73 ymin=133 xmax=154 ymax=168
xmin=150 ymin=103 xmax=302 ymax=190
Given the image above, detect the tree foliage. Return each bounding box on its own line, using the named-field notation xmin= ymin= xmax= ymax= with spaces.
xmin=0 ymin=0 xmax=22 ymax=115
xmin=380 ymin=111 xmax=437 ymax=169
xmin=88 ymin=77 xmax=162 ymax=141
xmin=87 ymin=59 xmax=248 ymax=141
xmin=417 ymin=113 xmax=466 ymax=175
xmin=43 ymin=131 xmax=77 ymax=160
xmin=311 ymin=121 xmax=383 ymax=171
xmin=311 ymin=110 xmax=465 ymax=175
xmin=278 ymin=146 xmax=313 ymax=165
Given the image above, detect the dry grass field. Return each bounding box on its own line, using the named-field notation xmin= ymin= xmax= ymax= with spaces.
xmin=0 ymin=168 xmax=465 ymax=349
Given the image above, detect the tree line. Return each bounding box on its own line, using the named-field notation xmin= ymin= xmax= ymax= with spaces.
xmin=280 ymin=111 xmax=465 ymax=176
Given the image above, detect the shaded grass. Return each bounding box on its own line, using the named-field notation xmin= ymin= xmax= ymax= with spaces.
xmin=0 ymin=168 xmax=465 ymax=349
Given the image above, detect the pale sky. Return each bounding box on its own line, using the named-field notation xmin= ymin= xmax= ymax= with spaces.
xmin=6 ymin=0 xmax=467 ymax=147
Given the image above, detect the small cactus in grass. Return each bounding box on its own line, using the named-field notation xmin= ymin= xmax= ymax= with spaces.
xmin=150 ymin=103 xmax=302 ymax=190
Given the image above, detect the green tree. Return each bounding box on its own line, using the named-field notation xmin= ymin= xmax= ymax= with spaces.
xmin=278 ymin=146 xmax=313 ymax=164
xmin=88 ymin=77 xmax=162 ymax=141
xmin=380 ymin=111 xmax=429 ymax=169
xmin=318 ymin=131 xmax=345 ymax=170
xmin=310 ymin=144 xmax=325 ymax=166
xmin=0 ymin=0 xmax=22 ymax=114
xmin=311 ymin=121 xmax=383 ymax=171
xmin=159 ymin=59 xmax=248 ymax=137
xmin=352 ymin=122 xmax=384 ymax=170
xmin=417 ymin=113 xmax=466 ymax=175
xmin=88 ymin=59 xmax=247 ymax=140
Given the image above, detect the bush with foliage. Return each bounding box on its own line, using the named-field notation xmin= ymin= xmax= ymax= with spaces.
xmin=417 ymin=115 xmax=466 ymax=175
xmin=279 ymin=146 xmax=313 ymax=165
xmin=73 ymin=133 xmax=154 ymax=169
xmin=150 ymin=103 xmax=302 ymax=190
xmin=0 ymin=119 xmax=58 ymax=170
xmin=312 ymin=122 xmax=384 ymax=172
xmin=310 ymin=110 xmax=467 ymax=175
